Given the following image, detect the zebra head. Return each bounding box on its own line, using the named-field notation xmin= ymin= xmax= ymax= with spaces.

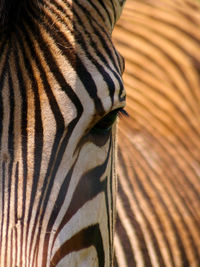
xmin=0 ymin=0 xmax=126 ymax=266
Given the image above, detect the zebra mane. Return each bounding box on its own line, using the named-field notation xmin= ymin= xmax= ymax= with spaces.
xmin=0 ymin=0 xmax=40 ymax=27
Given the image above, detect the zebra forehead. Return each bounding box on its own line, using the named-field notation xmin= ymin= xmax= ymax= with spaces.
xmin=0 ymin=0 xmax=125 ymax=28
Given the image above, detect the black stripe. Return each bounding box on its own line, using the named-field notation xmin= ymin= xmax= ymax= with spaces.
xmin=115 ymin=214 xmax=136 ymax=266
xmin=14 ymin=162 xmax=19 ymax=224
xmin=13 ymin=36 xmax=28 ymax=267
xmin=50 ymin=224 xmax=105 ymax=267
xmin=119 ymin=24 xmax=200 ymax=132
xmin=17 ymin=18 xmax=86 ymax=264
xmin=5 ymin=66 xmax=16 ymax=267
xmin=26 ymin=4 xmax=105 ymax=115
xmin=41 ymin=159 xmax=76 ymax=266
xmin=113 ymin=254 xmax=119 ymax=267
xmin=50 ymin=0 xmax=124 ymax=104
xmin=52 ymin=137 xmax=112 ymax=247
xmin=126 ymin=81 xmax=200 ymax=200
xmin=0 ymin=40 xmax=9 ymax=151
xmin=132 ymin=131 xmax=200 ymax=260
xmin=1 ymin=163 xmax=6 ymax=265
xmin=16 ymin=16 xmax=86 ymax=266
xmin=118 ymin=148 xmax=172 ymax=266
xmin=124 ymin=97 xmax=200 ymax=223
xmin=119 ymin=127 xmax=198 ymax=265
xmin=0 ymin=43 xmax=12 ymax=267
xmin=117 ymin=178 xmax=153 ymax=267
xmin=133 ymin=11 xmax=200 ymax=113
xmin=73 ymin=0 xmax=122 ymax=74
xmin=134 ymin=147 xmax=192 ymax=266
xmin=109 ymin=143 xmax=115 ymax=265
xmin=88 ymin=0 xmax=112 ymax=27
xmin=14 ymin=26 xmax=45 ymax=254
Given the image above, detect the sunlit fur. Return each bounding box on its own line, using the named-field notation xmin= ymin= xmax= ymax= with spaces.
xmin=0 ymin=0 xmax=126 ymax=266
xmin=113 ymin=0 xmax=200 ymax=266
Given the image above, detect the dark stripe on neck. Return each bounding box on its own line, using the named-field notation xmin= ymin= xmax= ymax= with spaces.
xmin=50 ymin=224 xmax=105 ymax=267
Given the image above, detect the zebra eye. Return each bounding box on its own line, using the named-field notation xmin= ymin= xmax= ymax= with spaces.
xmin=91 ymin=108 xmax=128 ymax=135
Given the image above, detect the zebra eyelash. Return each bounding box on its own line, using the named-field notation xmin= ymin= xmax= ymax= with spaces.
xmin=91 ymin=107 xmax=129 ymax=135
xmin=117 ymin=108 xmax=129 ymax=119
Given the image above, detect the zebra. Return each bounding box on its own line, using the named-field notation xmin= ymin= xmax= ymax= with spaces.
xmin=0 ymin=0 xmax=126 ymax=266
xmin=114 ymin=0 xmax=200 ymax=266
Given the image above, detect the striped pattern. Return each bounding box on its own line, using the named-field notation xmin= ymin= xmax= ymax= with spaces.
xmin=113 ymin=0 xmax=200 ymax=266
xmin=0 ymin=0 xmax=126 ymax=266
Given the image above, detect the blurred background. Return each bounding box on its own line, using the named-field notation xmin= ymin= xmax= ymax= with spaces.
xmin=112 ymin=0 xmax=200 ymax=266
